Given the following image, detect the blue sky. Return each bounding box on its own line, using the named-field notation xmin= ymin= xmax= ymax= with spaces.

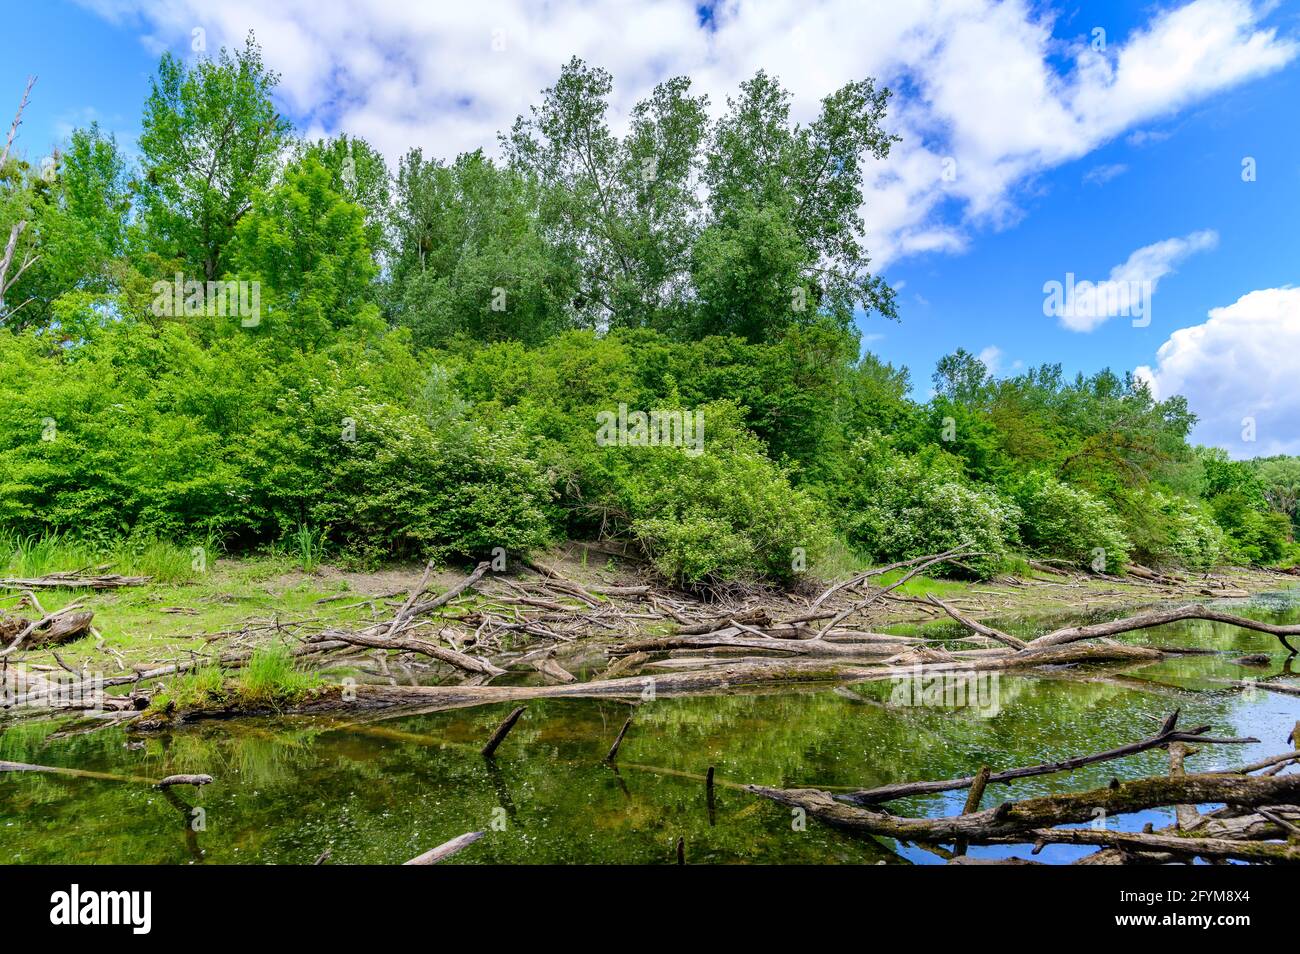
xmin=3 ymin=0 xmax=1299 ymax=455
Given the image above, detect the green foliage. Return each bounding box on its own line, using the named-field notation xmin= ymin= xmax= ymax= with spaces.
xmin=1 ymin=124 xmax=134 ymax=332
xmin=230 ymin=154 xmax=378 ymax=347
xmin=502 ymin=57 xmax=895 ymax=338
xmin=0 ymin=530 xmax=196 ymax=583
xmin=299 ymin=134 xmax=391 ymax=260
xmin=832 ymin=435 xmax=1019 ymax=577
xmin=390 ymin=150 xmax=579 ymax=347
xmin=138 ymin=36 xmax=292 ymax=281
xmin=1252 ymin=456 xmax=1300 ymax=532
xmin=1007 ymin=471 xmax=1129 ymax=572
xmin=306 ymin=402 xmax=556 ymax=566
xmin=1199 ymin=448 xmax=1291 ymax=565
xmin=581 ymin=403 xmax=831 ymax=586
xmin=153 ymin=665 xmax=227 ymax=711
xmin=1119 ymin=488 xmax=1223 ymax=571
xmin=0 ymin=38 xmax=1292 ymax=589
xmin=289 ymin=523 xmax=328 ymax=573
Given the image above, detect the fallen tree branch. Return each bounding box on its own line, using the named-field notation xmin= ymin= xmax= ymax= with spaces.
xmin=924 ymin=595 xmax=1025 ymax=650
xmin=0 ymin=573 xmax=151 ymax=591
xmin=1014 ymin=827 xmax=1300 ymax=864
xmin=1025 ymin=603 xmax=1300 ymax=654
xmin=481 ymin=705 xmax=527 ymax=757
xmin=403 ymin=831 xmax=484 ymax=865
xmin=313 ymin=627 xmax=505 ymax=676
xmin=133 ymin=643 xmax=1164 ymax=728
xmin=839 ymin=710 xmax=1254 ymax=805
xmin=750 ymin=771 xmax=1300 ymax=847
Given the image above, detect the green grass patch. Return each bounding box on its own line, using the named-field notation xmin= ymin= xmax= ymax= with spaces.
xmin=234 ymin=642 xmax=324 ymax=706
xmin=0 ymin=530 xmax=199 ymax=584
xmin=149 ymin=665 xmax=228 ymax=713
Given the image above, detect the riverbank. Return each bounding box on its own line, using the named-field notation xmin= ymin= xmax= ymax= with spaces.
xmin=2 ymin=542 xmax=1295 ymax=681
xmin=3 ymin=575 xmax=1299 ymax=865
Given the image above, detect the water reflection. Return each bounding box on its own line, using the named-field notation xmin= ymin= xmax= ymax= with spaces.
xmin=2 ymin=591 xmax=1298 ymax=864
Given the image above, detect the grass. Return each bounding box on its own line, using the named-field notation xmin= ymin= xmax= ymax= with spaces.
xmin=234 ymin=641 xmax=323 ymax=705
xmin=0 ymin=531 xmax=199 ymax=584
xmin=0 ymin=549 xmax=382 ymax=677
xmin=145 ymin=645 xmax=324 ymax=718
xmin=283 ymin=523 xmax=328 ymax=573
xmin=149 ymin=664 xmax=227 ymax=712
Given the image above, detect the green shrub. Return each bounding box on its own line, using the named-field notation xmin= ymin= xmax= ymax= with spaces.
xmin=1213 ymin=495 xmax=1290 ymax=565
xmin=1121 ymin=488 xmax=1223 ymax=571
xmin=307 ymin=404 xmax=556 ymax=565
xmin=834 ymin=435 xmax=1019 ymax=577
xmin=1008 ymin=471 xmax=1129 ymax=572
xmin=570 ymin=401 xmax=831 ymax=586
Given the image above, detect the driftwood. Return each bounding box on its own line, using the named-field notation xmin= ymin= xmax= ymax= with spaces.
xmin=818 ymin=548 xmax=978 ymax=636
xmin=156 ymin=774 xmax=213 ymax=788
xmin=315 ymin=626 xmax=504 ymax=676
xmin=0 ymin=573 xmax=151 ymax=591
xmin=1 ymin=760 xmax=156 ymax=785
xmin=3 ymin=638 xmax=353 ymax=709
xmin=750 ymin=772 xmax=1300 ymax=850
xmin=310 ymin=562 xmax=503 ymax=675
xmin=133 ymin=644 xmax=1167 ymax=728
xmin=749 ymin=704 xmax=1300 ymax=865
xmin=924 ymin=596 xmax=1025 ymax=650
xmin=1220 ymin=678 xmax=1300 ymax=698
xmin=840 ymin=710 xmax=1253 ymax=805
xmin=808 ymin=548 xmax=971 ymax=611
xmin=1022 ymin=603 xmax=1300 ymax=654
xmin=0 ymin=603 xmax=93 ymax=656
xmin=1011 ymin=827 xmax=1300 ymax=863
xmin=481 ymin=706 xmax=527 ymax=757
xmin=403 ymin=831 xmax=484 ymax=865
xmin=605 ymin=716 xmax=633 ymax=763
xmin=532 ymin=656 xmax=576 ymax=683
xmin=613 ymin=629 xmax=916 ymax=658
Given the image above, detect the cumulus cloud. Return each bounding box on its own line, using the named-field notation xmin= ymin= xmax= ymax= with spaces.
xmin=78 ymin=0 xmax=1295 ymax=267
xmin=1135 ymin=287 xmax=1300 ymax=457
xmin=977 ymin=345 xmax=1003 ymax=375
xmin=1047 ymin=229 xmax=1218 ymax=333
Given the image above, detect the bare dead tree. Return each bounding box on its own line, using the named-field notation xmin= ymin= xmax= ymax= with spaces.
xmin=0 ymin=76 xmax=40 ymax=320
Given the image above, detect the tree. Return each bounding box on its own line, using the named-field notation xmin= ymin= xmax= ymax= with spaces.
xmin=138 ymin=35 xmax=291 ymax=282
xmin=230 ymin=155 xmax=376 ymax=347
xmin=299 ymin=134 xmax=390 ymax=261
xmin=1251 ymin=456 xmax=1300 ymax=531
xmin=696 ymin=70 xmax=898 ymax=338
xmin=504 ymin=58 xmax=709 ymax=331
xmin=932 ymin=349 xmax=993 ymax=406
xmin=8 ymin=124 xmax=135 ymax=333
xmin=390 ymin=149 xmax=579 ymax=347
xmin=0 ymin=76 xmax=39 ymax=323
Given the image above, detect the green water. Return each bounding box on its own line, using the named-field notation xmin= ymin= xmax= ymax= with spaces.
xmin=3 ymin=590 xmax=1299 ymax=864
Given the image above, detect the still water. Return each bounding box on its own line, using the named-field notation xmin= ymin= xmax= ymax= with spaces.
xmin=3 ymin=591 xmax=1299 ymax=864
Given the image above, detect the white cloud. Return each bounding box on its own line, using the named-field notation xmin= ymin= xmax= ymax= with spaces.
xmin=977 ymin=345 xmax=1003 ymax=375
xmin=79 ymin=0 xmax=1296 ymax=268
xmin=1049 ymin=229 xmax=1218 ymax=333
xmin=1136 ymin=287 xmax=1300 ymax=457
xmin=1083 ymin=162 xmax=1128 ymax=186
